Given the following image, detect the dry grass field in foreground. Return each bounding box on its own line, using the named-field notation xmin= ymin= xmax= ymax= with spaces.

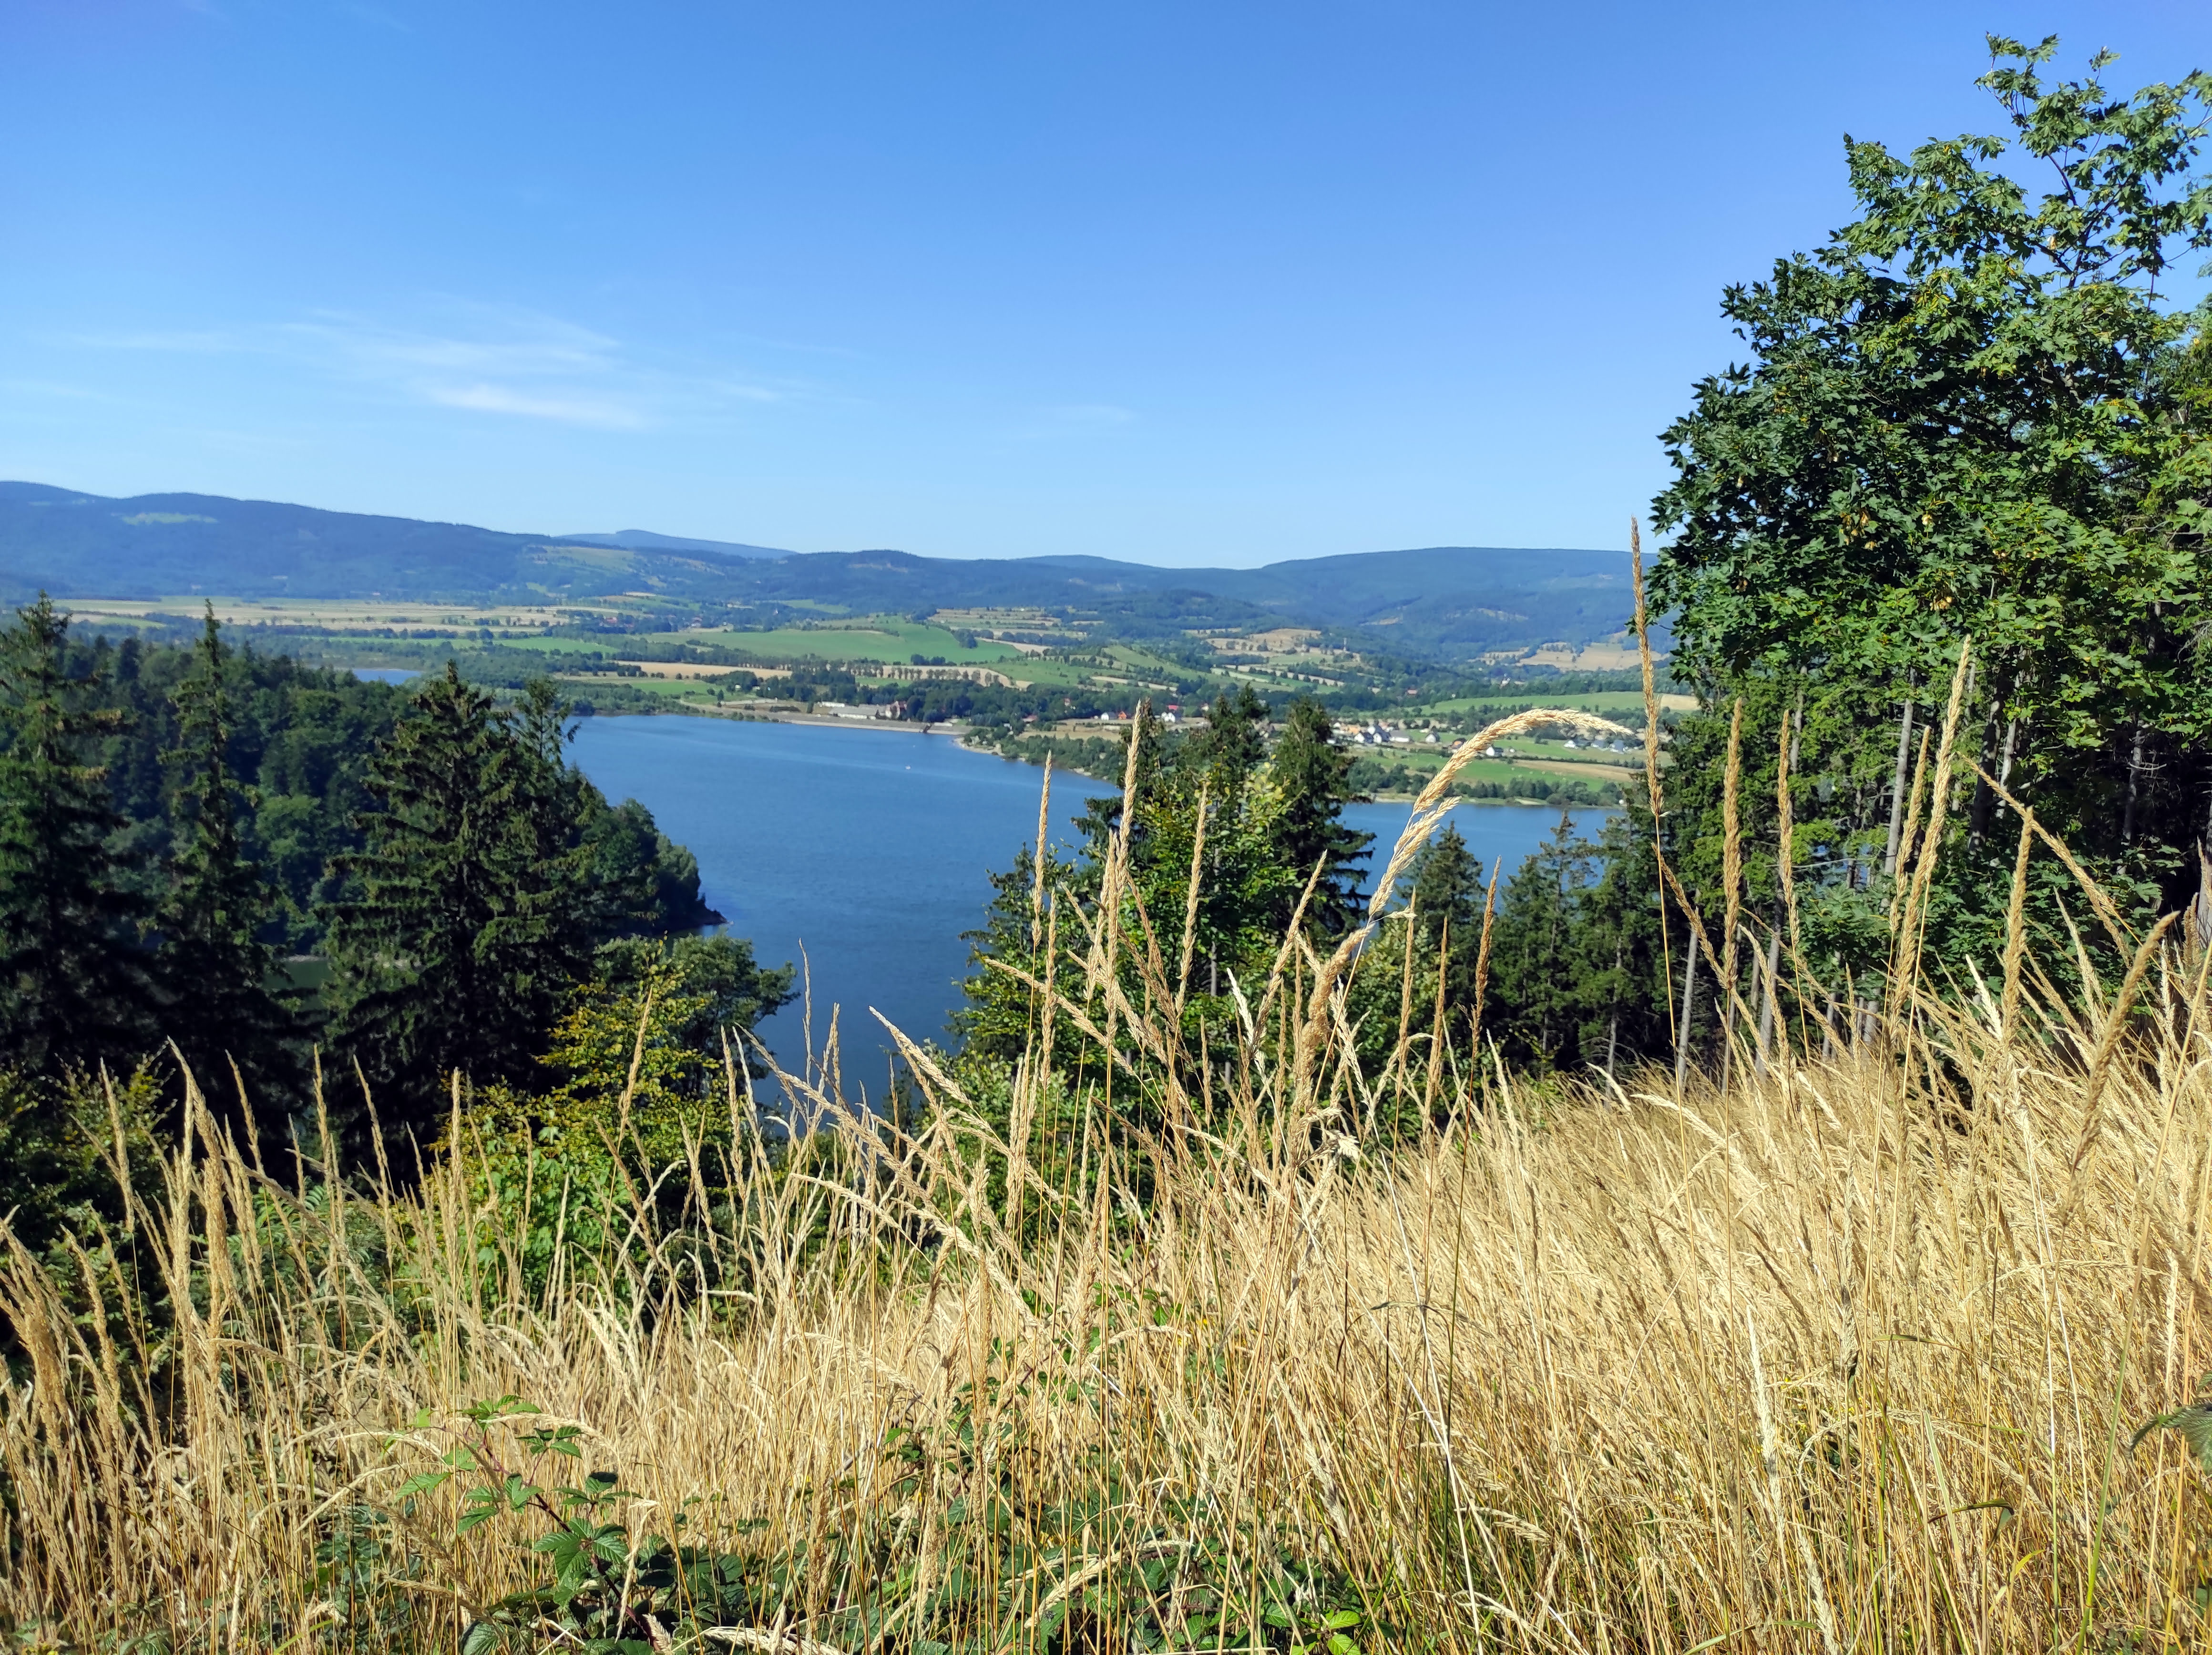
xmin=2 ymin=712 xmax=2210 ymax=1652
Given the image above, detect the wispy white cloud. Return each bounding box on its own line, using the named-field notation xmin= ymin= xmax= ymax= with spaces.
xmin=1049 ymin=402 xmax=1137 ymax=425
xmin=283 ymin=306 xmax=620 ymax=375
xmin=61 ymin=301 xmax=810 ymax=430
xmin=708 ymin=378 xmax=783 ymax=403
xmin=997 ymin=401 xmax=1140 ymax=443
xmin=0 ymin=378 xmax=115 ymax=402
xmin=66 ymin=328 xmax=239 ymax=353
xmin=336 ymin=0 xmax=413 ymax=32
xmin=41 ymin=298 xmax=841 ymax=441
xmin=425 ymin=382 xmax=645 ymax=429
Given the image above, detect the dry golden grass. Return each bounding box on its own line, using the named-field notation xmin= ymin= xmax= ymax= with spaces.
xmin=2 ymin=700 xmax=2210 ymax=1651
xmin=3 ymin=957 xmax=2210 ymax=1649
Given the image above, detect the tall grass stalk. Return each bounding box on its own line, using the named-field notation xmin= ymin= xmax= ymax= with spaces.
xmin=0 ymin=732 xmax=2210 ymax=1652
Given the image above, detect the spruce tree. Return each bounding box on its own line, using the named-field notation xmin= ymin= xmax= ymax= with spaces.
xmin=0 ymin=596 xmax=155 ymax=1077
xmin=156 ymin=605 xmax=298 ymax=1124
xmin=1409 ymin=822 xmax=1485 ymax=941
xmin=1268 ymin=696 xmax=1371 ymax=935
xmin=1565 ymin=807 xmax=1676 ymax=1074
xmin=1405 ymin=820 xmax=1489 ymax=1018
xmin=1188 ymin=686 xmax=1268 ymax=799
xmin=953 ymin=842 xmax=1084 ymax=1063
xmin=1075 ymin=700 xmax=1166 ymax=866
xmin=324 ymin=666 xmax=594 ymax=1144
xmin=1481 ymin=811 xmax=1604 ymax=1072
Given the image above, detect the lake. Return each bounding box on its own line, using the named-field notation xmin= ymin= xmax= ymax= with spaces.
xmin=567 ymin=716 xmax=1606 ymax=1075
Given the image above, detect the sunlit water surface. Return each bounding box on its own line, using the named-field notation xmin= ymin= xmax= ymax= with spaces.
xmin=568 ymin=716 xmax=1607 ymax=1073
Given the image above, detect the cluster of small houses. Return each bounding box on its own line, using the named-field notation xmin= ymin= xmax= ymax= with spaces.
xmin=1342 ymin=721 xmax=1427 ymax=746
xmin=974 ymin=705 xmax=1644 ymax=760
xmin=1063 ymin=708 xmax=1438 ymax=742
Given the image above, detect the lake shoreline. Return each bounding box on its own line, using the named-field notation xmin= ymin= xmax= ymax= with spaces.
xmin=568 ymin=716 xmax=1606 ymax=1068
xmin=575 ymin=704 xmax=1621 ymax=807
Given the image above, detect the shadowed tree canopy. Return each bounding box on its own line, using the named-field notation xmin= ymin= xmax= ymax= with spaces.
xmin=155 ymin=605 xmax=300 ymax=1126
xmin=0 ymin=597 xmax=155 ymax=1079
xmin=323 ymin=672 xmax=601 ymax=1140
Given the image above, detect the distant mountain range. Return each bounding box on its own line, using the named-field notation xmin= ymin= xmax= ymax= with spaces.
xmin=0 ymin=481 xmax=1646 ymax=661
xmin=556 ymin=528 xmax=794 ymax=559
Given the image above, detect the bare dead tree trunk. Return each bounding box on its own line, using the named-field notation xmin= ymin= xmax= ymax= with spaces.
xmin=2123 ymin=724 xmax=2146 ymax=847
xmin=1754 ymin=922 xmax=1782 ymax=1076
xmin=1603 ymin=936 xmax=1624 ymax=1078
xmin=1883 ymin=695 xmax=1915 ymax=875
xmin=1673 ymin=930 xmax=1699 ymax=1094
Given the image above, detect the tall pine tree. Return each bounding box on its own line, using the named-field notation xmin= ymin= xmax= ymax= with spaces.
xmin=0 ymin=596 xmax=155 ymax=1078
xmin=1269 ymin=696 xmax=1372 ymax=936
xmin=155 ymin=605 xmax=299 ymax=1126
xmin=1481 ymin=811 xmax=1605 ymax=1073
xmin=324 ymin=666 xmax=594 ymax=1144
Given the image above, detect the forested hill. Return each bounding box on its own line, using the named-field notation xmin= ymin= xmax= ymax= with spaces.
xmin=0 ymin=481 xmax=1635 ymax=659
xmin=0 ymin=481 xmax=757 ymax=603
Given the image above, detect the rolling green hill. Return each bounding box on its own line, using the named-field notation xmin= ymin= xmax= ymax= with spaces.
xmin=0 ymin=481 xmax=1647 ymax=661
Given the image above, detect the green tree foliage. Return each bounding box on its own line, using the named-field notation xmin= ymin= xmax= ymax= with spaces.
xmin=155 ymin=606 xmax=301 ymax=1124
xmin=324 ymin=668 xmax=600 ymax=1137
xmin=323 ymin=668 xmax=750 ymax=1149
xmin=1347 ymin=810 xmax=1670 ymax=1099
xmin=0 ymin=597 xmax=156 ymax=1077
xmin=1484 ymin=41 xmax=2212 ymax=1076
xmin=1651 ymin=38 xmax=2212 ymax=914
xmin=956 ymin=695 xmax=1370 ymax=1100
xmin=1269 ymin=696 xmax=1373 ymax=936
xmin=581 ymin=797 xmax=723 ymax=938
xmin=1407 ymin=821 xmax=1490 ymax=1027
xmin=953 ymin=843 xmax=1081 ymax=1068
xmin=453 ymin=935 xmax=794 ymax=1298
xmin=59 ymin=629 xmax=411 ymax=951
xmin=0 ymin=1066 xmax=165 ymax=1258
xmin=1479 ymin=815 xmax=1612 ymax=1073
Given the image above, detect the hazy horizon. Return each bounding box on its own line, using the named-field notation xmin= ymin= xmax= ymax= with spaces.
xmin=6 ymin=476 xmax=1622 ymax=569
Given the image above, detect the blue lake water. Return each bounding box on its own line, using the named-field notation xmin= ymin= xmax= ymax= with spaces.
xmin=349 ymin=666 xmax=419 ymax=685
xmin=567 ymin=715 xmax=1606 ymax=1073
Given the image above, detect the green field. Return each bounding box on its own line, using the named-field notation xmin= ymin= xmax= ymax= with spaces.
xmin=554 ymin=674 xmax=712 ymax=700
xmin=685 ymin=621 xmax=1023 ymax=664
xmin=1420 ymin=689 xmax=1680 ymax=718
xmin=991 ymin=656 xmax=1094 ymax=688
xmin=489 ymin=635 xmax=609 ymax=655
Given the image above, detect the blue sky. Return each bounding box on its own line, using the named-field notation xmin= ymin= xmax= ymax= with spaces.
xmin=1 ymin=0 xmax=2201 ymax=566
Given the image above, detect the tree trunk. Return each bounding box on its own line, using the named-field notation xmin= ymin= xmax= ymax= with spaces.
xmin=1883 ymin=696 xmax=1915 ymax=875
xmin=1672 ymin=930 xmax=1699 ymax=1094
xmin=2123 ymin=724 xmax=2146 ymax=846
xmin=1603 ymin=936 xmax=1624 ymax=1078
xmin=1968 ymin=709 xmax=2001 ymax=848
xmin=1754 ymin=921 xmax=1782 ymax=1076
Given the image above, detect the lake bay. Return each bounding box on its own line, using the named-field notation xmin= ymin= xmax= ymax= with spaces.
xmin=568 ymin=716 xmax=1605 ymax=1073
